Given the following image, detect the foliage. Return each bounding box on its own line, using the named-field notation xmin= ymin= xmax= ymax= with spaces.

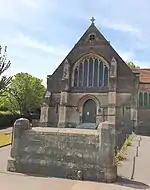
xmin=0 ymin=111 xmax=20 ymax=128
xmin=115 ymin=134 xmax=135 ymax=165
xmin=127 ymin=61 xmax=140 ymax=69
xmin=6 ymin=72 xmax=45 ymax=115
xmin=0 ymin=46 xmax=11 ymax=94
xmin=0 ymin=132 xmax=12 ymax=147
xmin=0 ymin=92 xmax=10 ymax=111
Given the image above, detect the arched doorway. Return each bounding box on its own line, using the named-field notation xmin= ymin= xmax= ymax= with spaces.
xmin=82 ymin=99 xmax=96 ymax=123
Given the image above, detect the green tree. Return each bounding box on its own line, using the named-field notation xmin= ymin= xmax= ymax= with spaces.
xmin=127 ymin=61 xmax=140 ymax=69
xmin=0 ymin=46 xmax=11 ymax=93
xmin=0 ymin=92 xmax=10 ymax=111
xmin=6 ymin=72 xmax=45 ymax=115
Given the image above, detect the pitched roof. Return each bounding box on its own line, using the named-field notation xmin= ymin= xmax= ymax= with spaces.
xmin=75 ymin=22 xmax=110 ymax=47
xmin=132 ymin=68 xmax=150 ymax=83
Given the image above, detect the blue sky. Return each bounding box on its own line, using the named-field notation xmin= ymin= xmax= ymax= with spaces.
xmin=1 ymin=0 xmax=150 ymax=85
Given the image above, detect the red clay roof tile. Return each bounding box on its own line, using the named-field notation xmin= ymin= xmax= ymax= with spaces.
xmin=132 ymin=69 xmax=150 ymax=83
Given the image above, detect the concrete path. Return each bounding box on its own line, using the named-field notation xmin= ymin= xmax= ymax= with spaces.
xmin=0 ymin=136 xmax=150 ymax=190
xmin=0 ymin=127 xmax=12 ymax=133
xmin=118 ymin=135 xmax=150 ymax=189
xmin=134 ymin=136 xmax=150 ymax=184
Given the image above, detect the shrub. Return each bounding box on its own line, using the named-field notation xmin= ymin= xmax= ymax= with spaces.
xmin=0 ymin=111 xmax=20 ymax=129
xmin=115 ymin=134 xmax=135 ymax=165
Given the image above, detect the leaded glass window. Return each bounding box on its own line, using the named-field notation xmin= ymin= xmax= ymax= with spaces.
xmin=79 ymin=63 xmax=83 ymax=87
xmin=94 ymin=59 xmax=98 ymax=87
xmin=74 ymin=67 xmax=78 ymax=87
xmin=144 ymin=92 xmax=148 ymax=107
xmin=99 ymin=61 xmax=103 ymax=86
xmin=73 ymin=56 xmax=109 ymax=88
xmin=104 ymin=67 xmax=108 ymax=86
xmin=89 ymin=58 xmax=93 ymax=86
xmin=83 ymin=59 xmax=88 ymax=87
xmin=139 ymin=92 xmax=143 ymax=107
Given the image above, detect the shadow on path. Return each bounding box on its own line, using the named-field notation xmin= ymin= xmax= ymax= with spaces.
xmin=116 ymin=176 xmax=149 ymax=189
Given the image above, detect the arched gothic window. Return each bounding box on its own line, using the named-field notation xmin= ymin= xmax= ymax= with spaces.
xmin=144 ymin=92 xmax=148 ymax=107
xmin=139 ymin=92 xmax=143 ymax=107
xmin=73 ymin=56 xmax=109 ymax=88
xmin=89 ymin=58 xmax=93 ymax=86
xmin=94 ymin=59 xmax=98 ymax=86
xmin=104 ymin=67 xmax=109 ymax=86
xmin=83 ymin=59 xmax=88 ymax=86
xmin=99 ymin=61 xmax=103 ymax=86
xmin=74 ymin=67 xmax=78 ymax=87
xmin=79 ymin=63 xmax=83 ymax=87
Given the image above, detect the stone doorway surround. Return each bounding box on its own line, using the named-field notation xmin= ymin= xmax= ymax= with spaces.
xmin=77 ymin=94 xmax=101 ymax=124
xmin=82 ymin=99 xmax=96 ymax=123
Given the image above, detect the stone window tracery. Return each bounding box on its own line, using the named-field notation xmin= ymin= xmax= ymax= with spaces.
xmin=89 ymin=34 xmax=95 ymax=41
xmin=73 ymin=56 xmax=109 ymax=88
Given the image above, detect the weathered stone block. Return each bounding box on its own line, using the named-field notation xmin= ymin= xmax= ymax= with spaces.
xmin=7 ymin=119 xmax=117 ymax=183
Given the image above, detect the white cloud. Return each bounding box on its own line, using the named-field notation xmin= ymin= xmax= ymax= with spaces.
xmin=21 ymin=0 xmax=41 ymax=9
xmin=133 ymin=60 xmax=150 ymax=68
xmin=0 ymin=0 xmax=56 ymax=25
xmin=117 ymin=50 xmax=135 ymax=62
xmin=102 ymin=22 xmax=140 ymax=34
xmin=0 ymin=0 xmax=150 ymax=83
xmin=14 ymin=33 xmax=69 ymax=56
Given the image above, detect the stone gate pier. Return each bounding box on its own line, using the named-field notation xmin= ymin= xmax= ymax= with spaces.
xmin=7 ymin=118 xmax=117 ymax=182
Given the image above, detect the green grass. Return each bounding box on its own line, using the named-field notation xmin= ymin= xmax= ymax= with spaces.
xmin=115 ymin=134 xmax=135 ymax=165
xmin=0 ymin=132 xmax=12 ymax=147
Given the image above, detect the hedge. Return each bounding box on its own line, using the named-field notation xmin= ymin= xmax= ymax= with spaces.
xmin=0 ymin=111 xmax=20 ymax=129
xmin=0 ymin=110 xmax=40 ymax=129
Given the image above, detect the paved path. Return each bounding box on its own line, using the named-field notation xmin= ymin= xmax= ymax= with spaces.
xmin=0 ymin=127 xmax=12 ymax=133
xmin=0 ymin=136 xmax=150 ymax=190
xmin=118 ymin=135 xmax=150 ymax=189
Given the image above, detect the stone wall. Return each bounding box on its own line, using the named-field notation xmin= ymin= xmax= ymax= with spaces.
xmin=66 ymin=92 xmax=108 ymax=127
xmin=137 ymin=83 xmax=150 ymax=135
xmin=40 ymin=92 xmax=108 ymax=128
xmin=115 ymin=93 xmax=133 ymax=147
xmin=7 ymin=118 xmax=117 ymax=183
xmin=137 ymin=108 xmax=150 ymax=135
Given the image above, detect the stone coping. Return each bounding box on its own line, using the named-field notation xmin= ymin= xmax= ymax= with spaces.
xmin=31 ymin=127 xmax=99 ymax=135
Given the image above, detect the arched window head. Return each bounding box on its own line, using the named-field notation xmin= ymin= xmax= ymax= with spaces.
xmin=73 ymin=55 xmax=109 ymax=88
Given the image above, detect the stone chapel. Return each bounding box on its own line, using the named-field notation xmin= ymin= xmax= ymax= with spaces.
xmin=40 ymin=18 xmax=139 ymax=142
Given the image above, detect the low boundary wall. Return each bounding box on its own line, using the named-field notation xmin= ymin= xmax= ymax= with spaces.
xmin=7 ymin=118 xmax=117 ymax=182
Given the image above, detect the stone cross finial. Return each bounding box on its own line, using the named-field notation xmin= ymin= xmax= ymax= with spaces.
xmin=90 ymin=17 xmax=95 ymax=24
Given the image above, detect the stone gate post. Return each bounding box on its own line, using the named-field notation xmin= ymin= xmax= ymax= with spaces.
xmin=7 ymin=118 xmax=30 ymax=172
xmin=99 ymin=121 xmax=117 ymax=182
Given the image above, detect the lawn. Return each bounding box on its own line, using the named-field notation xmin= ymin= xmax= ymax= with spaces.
xmin=0 ymin=132 xmax=12 ymax=147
